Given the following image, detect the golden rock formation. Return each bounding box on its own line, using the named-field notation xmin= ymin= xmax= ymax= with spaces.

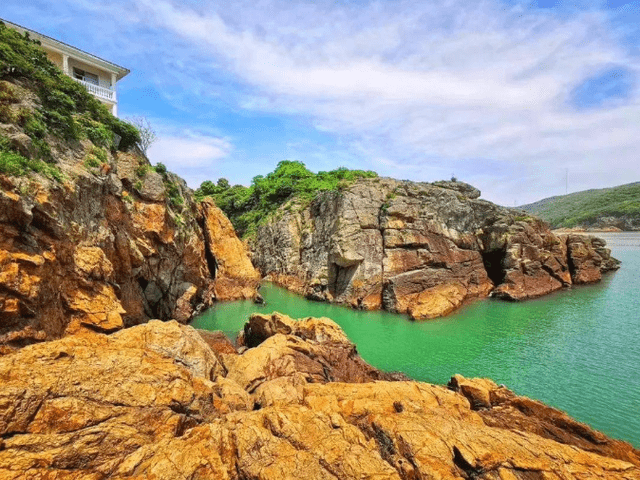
xmin=0 ymin=314 xmax=637 ymax=479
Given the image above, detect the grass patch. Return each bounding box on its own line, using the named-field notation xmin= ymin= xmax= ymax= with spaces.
xmin=0 ymin=141 xmax=62 ymax=181
xmin=166 ymin=180 xmax=184 ymax=209
xmin=84 ymin=155 xmax=100 ymax=169
xmin=136 ymin=162 xmax=150 ymax=178
xmin=83 ymin=146 xmax=107 ymax=170
xmin=90 ymin=146 xmax=107 ymax=163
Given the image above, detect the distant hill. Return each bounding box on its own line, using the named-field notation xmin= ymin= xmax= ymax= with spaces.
xmin=519 ymin=182 xmax=640 ymax=230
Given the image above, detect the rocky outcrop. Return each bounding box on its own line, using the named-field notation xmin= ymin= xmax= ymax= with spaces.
xmin=235 ymin=312 xmax=409 ymax=387
xmin=449 ymin=375 xmax=640 ymax=466
xmin=200 ymin=199 xmax=260 ymax=301
xmin=0 ymin=146 xmax=257 ymax=353
xmin=563 ymin=234 xmax=621 ymax=284
xmin=0 ymin=315 xmax=637 ymax=479
xmin=253 ymin=178 xmax=619 ymax=319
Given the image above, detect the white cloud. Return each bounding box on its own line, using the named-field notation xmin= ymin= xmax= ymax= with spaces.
xmin=148 ymin=135 xmax=232 ymax=167
xmin=27 ymin=0 xmax=624 ymax=204
xmin=124 ymin=0 xmax=640 ymax=204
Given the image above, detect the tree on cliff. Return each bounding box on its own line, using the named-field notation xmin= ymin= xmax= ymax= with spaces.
xmin=196 ymin=160 xmax=377 ymax=238
xmin=126 ymin=116 xmax=156 ymax=155
xmin=198 ymin=178 xmax=231 ymax=197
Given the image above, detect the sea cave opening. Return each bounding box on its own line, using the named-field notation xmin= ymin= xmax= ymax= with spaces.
xmin=482 ymin=249 xmax=507 ymax=286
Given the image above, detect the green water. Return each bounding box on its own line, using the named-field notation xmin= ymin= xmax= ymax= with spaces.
xmin=192 ymin=233 xmax=640 ymax=447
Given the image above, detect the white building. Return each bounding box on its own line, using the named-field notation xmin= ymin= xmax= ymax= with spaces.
xmin=2 ymin=19 xmax=129 ymax=117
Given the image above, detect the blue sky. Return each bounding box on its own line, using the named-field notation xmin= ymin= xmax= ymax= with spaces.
xmin=1 ymin=0 xmax=638 ymax=206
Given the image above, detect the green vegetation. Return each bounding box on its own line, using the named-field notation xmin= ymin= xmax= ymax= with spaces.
xmin=166 ymin=180 xmax=184 ymax=209
xmin=0 ymin=135 xmax=62 ymax=181
xmin=80 ymin=117 xmax=115 ymax=149
xmin=512 ymin=214 xmax=534 ymax=223
xmin=195 ymin=160 xmax=377 ymax=237
xmin=0 ymin=22 xmax=140 ymax=169
xmin=92 ymin=146 xmax=108 ymax=163
xmin=83 ymin=146 xmax=108 ymax=170
xmin=84 ymin=156 xmax=100 ymax=169
xmin=154 ymin=162 xmax=167 ymax=175
xmin=520 ymin=182 xmax=640 ymax=228
xmin=135 ymin=162 xmax=150 ymax=178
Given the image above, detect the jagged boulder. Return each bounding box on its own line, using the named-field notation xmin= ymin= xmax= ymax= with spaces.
xmin=432 ymin=179 xmax=482 ymax=199
xmin=230 ymin=312 xmax=407 ymax=393
xmin=200 ymin=199 xmax=260 ymax=302
xmin=563 ymin=234 xmax=621 ymax=284
xmin=448 ymin=374 xmax=640 ymax=466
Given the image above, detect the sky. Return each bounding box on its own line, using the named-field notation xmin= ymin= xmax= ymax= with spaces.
xmin=1 ymin=0 xmax=639 ymax=206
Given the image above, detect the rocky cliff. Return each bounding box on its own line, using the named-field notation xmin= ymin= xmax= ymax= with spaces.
xmin=0 ymin=313 xmax=637 ymax=479
xmin=0 ymin=149 xmax=259 ymax=353
xmin=253 ymin=178 xmax=619 ymax=319
xmin=0 ymin=77 xmax=258 ymax=352
xmin=200 ymin=198 xmax=261 ymax=301
xmin=0 ymin=28 xmax=260 ymax=352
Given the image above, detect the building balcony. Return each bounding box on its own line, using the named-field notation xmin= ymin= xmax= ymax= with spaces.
xmin=71 ymin=76 xmax=116 ymax=103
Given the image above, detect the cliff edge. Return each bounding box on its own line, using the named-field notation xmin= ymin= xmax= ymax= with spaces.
xmin=0 ymin=32 xmax=260 ymax=352
xmin=0 ymin=24 xmax=259 ymax=352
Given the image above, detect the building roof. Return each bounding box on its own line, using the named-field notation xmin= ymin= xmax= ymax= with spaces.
xmin=1 ymin=18 xmax=130 ymax=81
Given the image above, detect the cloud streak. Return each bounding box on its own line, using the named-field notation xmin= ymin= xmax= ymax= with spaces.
xmin=149 ymin=135 xmax=232 ymax=168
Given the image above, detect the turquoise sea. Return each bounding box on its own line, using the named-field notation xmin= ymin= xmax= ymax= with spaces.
xmin=192 ymin=233 xmax=640 ymax=447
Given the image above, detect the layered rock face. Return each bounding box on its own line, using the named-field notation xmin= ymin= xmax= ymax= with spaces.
xmin=0 ymin=148 xmax=258 ymax=353
xmin=0 ymin=314 xmax=637 ymax=479
xmin=253 ymin=178 xmax=619 ymax=319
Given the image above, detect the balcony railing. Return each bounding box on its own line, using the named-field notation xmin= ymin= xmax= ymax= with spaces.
xmin=71 ymin=77 xmax=116 ymax=102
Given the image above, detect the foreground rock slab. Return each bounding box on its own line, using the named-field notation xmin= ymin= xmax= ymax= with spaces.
xmin=0 ymin=315 xmax=638 ymax=479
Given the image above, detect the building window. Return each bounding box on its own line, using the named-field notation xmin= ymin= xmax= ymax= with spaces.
xmin=73 ymin=67 xmax=99 ymax=86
